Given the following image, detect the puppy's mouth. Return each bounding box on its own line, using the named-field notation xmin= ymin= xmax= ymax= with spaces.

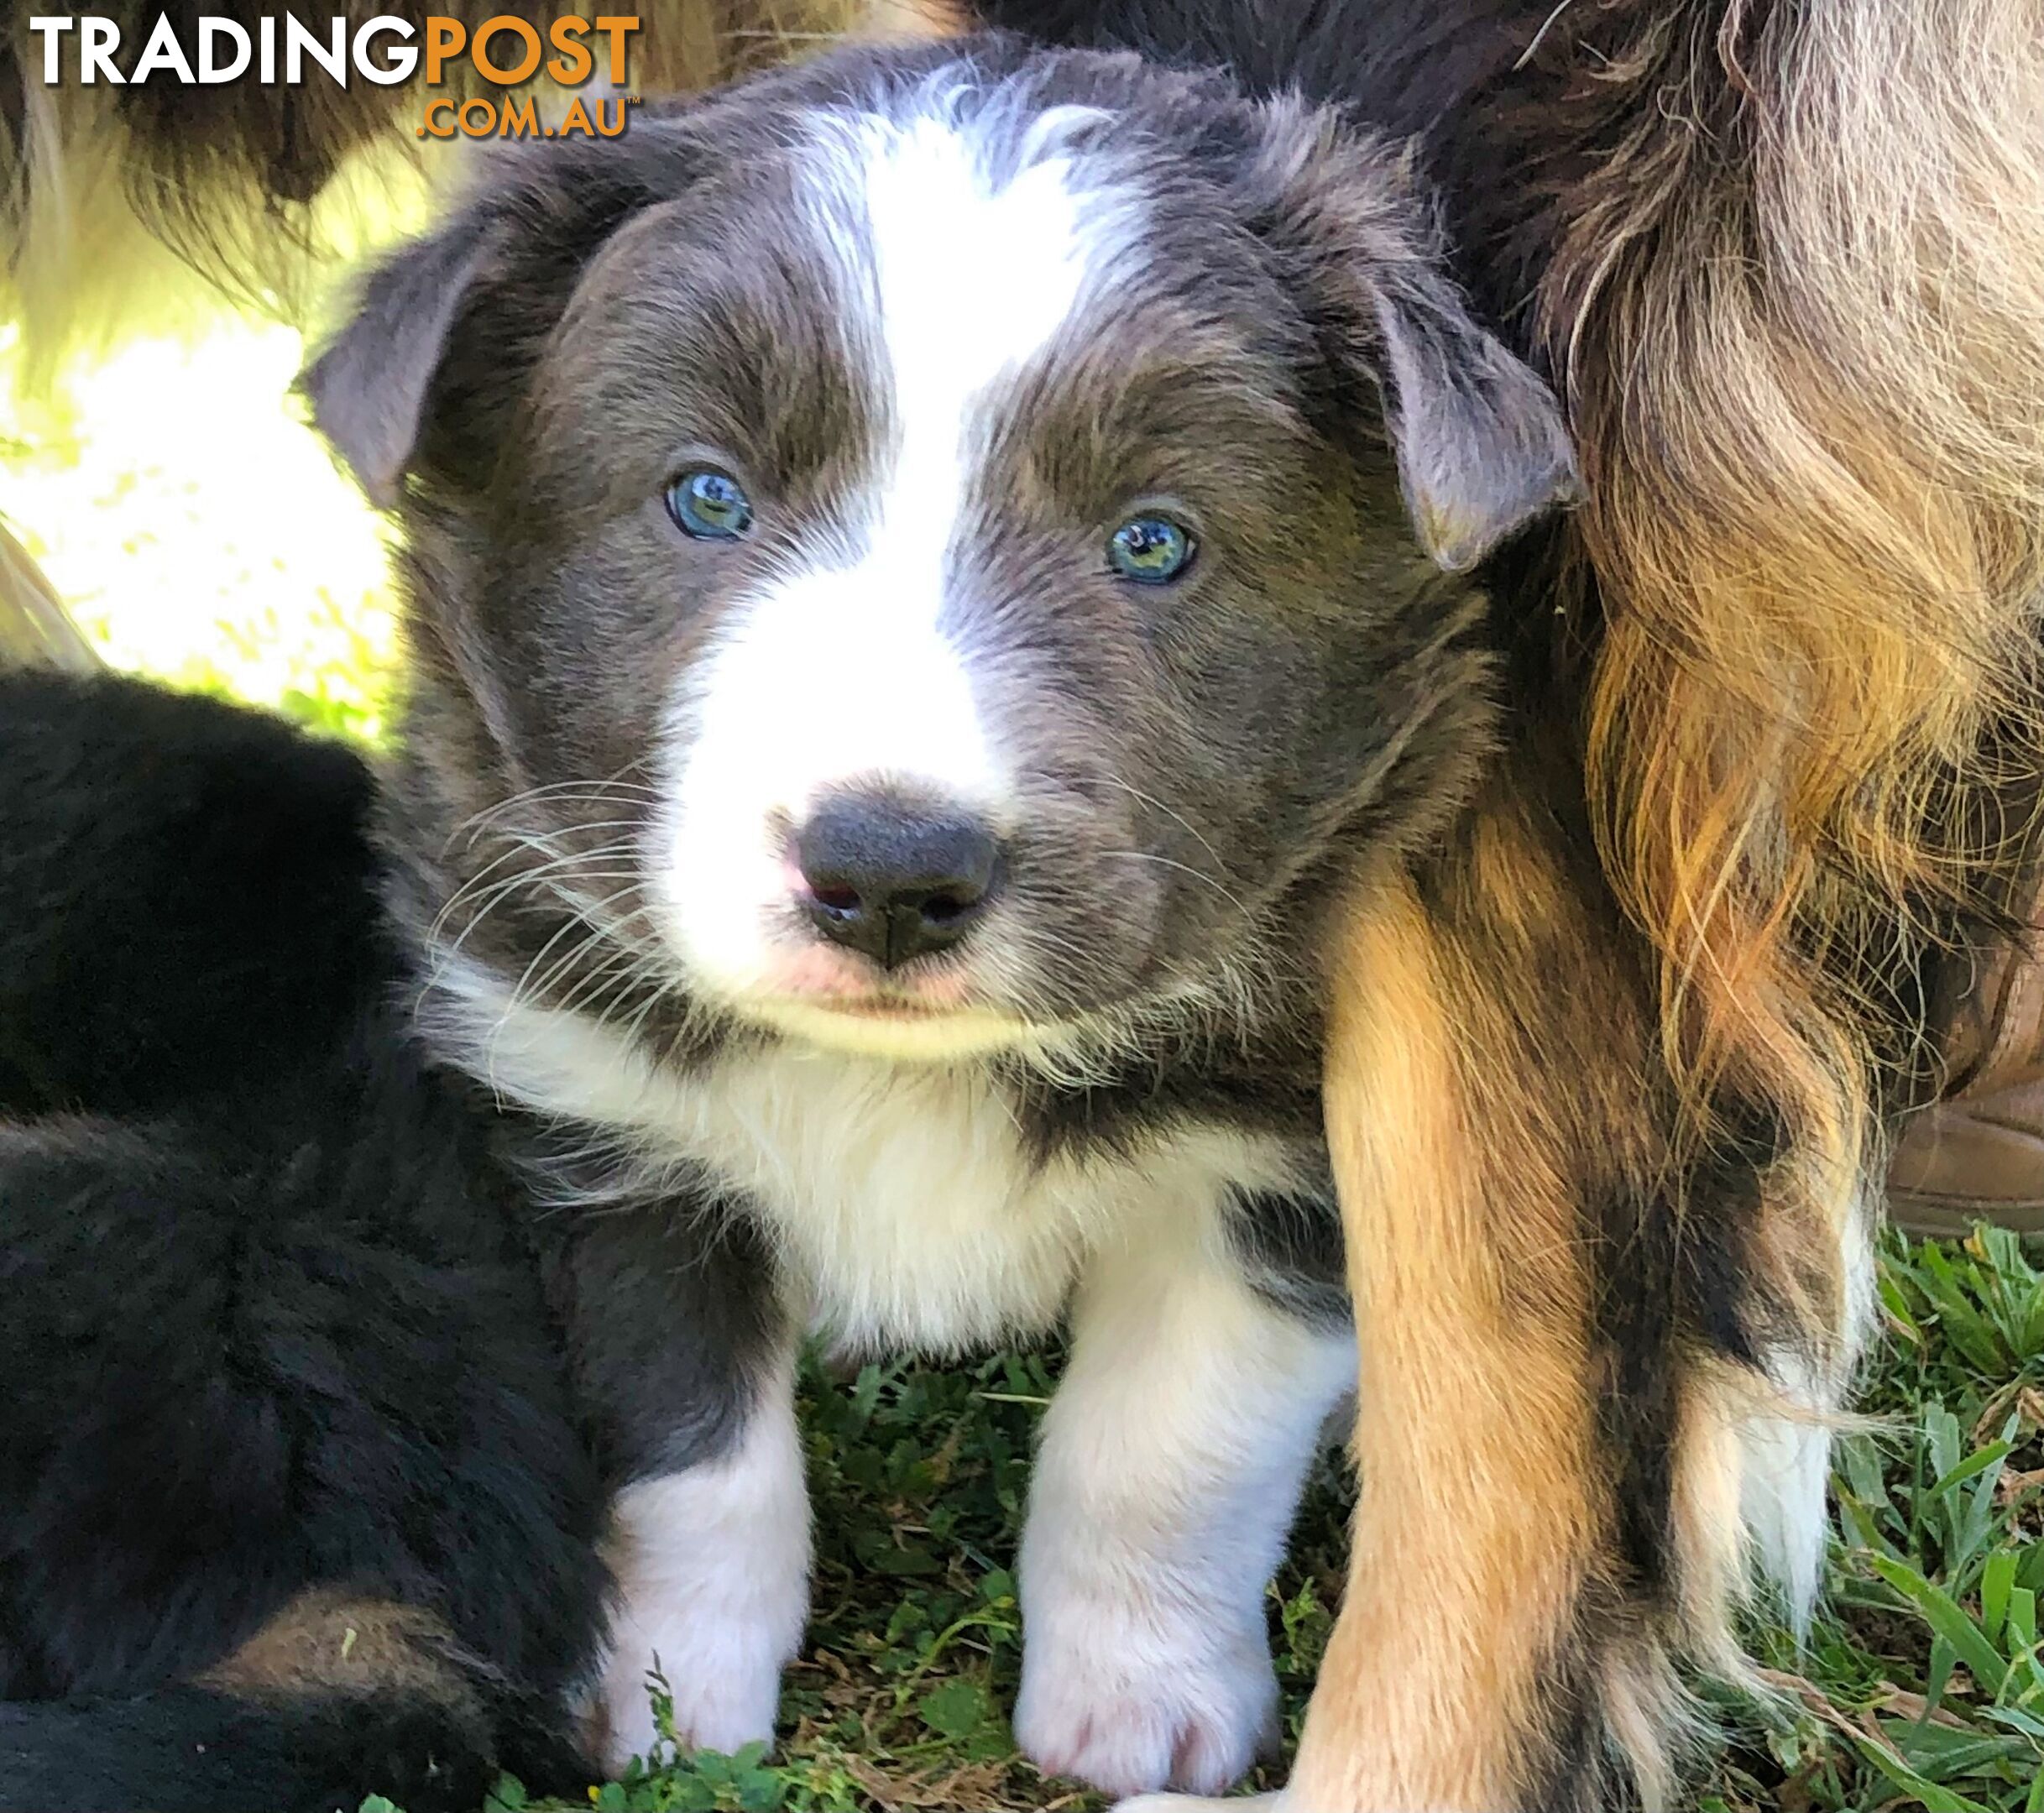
xmin=806 ymin=996 xmax=954 ymax=1019
xmin=732 ymin=944 xmax=1042 ymax=1059
xmin=751 ymin=939 xmax=981 ymax=1010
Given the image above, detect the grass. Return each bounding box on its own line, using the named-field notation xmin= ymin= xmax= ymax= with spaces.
xmin=8 ymin=330 xmax=2043 ymax=1813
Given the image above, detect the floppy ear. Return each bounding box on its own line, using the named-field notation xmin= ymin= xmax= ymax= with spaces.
xmin=301 ymin=220 xmax=504 ymax=509
xmin=1366 ymin=262 xmax=1581 ymax=572
xmin=301 ymin=145 xmax=664 ymax=508
xmin=1247 ymin=97 xmax=1579 ymax=571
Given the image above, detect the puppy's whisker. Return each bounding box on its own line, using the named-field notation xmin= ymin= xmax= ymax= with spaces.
xmin=449 ymin=769 xmax=657 ymax=846
xmin=555 ymin=948 xmax=662 ymax=1025
xmin=1100 ymin=851 xmax=1249 ymax=917
xmin=433 ymin=845 xmax=638 ymax=960
xmin=515 ymin=884 xmax=661 ymax=1011
xmin=1095 ymin=776 xmax=1229 ymax=874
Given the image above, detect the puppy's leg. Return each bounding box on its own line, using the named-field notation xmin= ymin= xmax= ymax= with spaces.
xmin=552 ymin=1194 xmax=809 ymax=1774
xmin=594 ymin=1350 xmax=811 ymax=1772
xmin=1015 ymin=1206 xmax=1355 ymax=1800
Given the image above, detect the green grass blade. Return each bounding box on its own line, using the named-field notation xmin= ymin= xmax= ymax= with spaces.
xmin=1984 ymin=1551 xmax=2020 ymax=1645
xmin=1871 ymin=1555 xmax=2013 ymax=1695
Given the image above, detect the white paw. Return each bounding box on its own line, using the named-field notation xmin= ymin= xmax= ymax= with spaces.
xmin=591 ymin=1416 xmax=812 ymax=1776
xmin=1014 ymin=1595 xmax=1278 ymax=1798
xmin=594 ymin=1616 xmax=787 ymax=1773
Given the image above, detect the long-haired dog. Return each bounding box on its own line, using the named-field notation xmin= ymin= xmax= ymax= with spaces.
xmin=5 ymin=32 xmax=1576 ymax=1812
xmin=944 ymin=3 xmax=2044 ymax=1810
xmin=0 ymin=0 xmax=876 ymax=388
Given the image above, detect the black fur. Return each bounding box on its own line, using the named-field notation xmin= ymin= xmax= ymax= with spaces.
xmin=1 ymin=1685 xmax=541 ymax=1813
xmin=0 ymin=673 xmax=610 ymax=1812
xmin=0 ymin=672 xmax=377 ymax=1116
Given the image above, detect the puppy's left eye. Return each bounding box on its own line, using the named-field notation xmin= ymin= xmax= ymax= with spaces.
xmin=1108 ymin=515 xmax=1195 ymax=584
xmin=666 ymin=467 xmax=754 ymax=541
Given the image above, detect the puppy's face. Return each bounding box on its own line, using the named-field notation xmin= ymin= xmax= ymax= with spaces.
xmin=311 ymin=42 xmax=1572 ymax=1067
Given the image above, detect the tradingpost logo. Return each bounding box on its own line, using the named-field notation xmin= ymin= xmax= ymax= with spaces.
xmin=27 ymin=13 xmax=646 ymax=140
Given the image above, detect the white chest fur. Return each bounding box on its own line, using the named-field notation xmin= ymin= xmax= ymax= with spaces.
xmin=663 ymin=1046 xmax=1102 ymax=1350
xmin=428 ymin=959 xmax=1304 ymax=1351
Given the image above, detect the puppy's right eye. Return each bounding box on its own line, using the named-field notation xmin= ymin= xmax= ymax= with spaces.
xmin=1108 ymin=514 xmax=1195 ymax=584
xmin=666 ymin=468 xmax=754 ymax=541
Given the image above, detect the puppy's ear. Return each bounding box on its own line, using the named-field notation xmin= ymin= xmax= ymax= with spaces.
xmin=301 ymin=148 xmax=661 ymax=507
xmin=301 ymin=218 xmax=503 ymax=509
xmin=1366 ymin=262 xmax=1581 ymax=572
xmin=1248 ymin=98 xmax=1578 ymax=571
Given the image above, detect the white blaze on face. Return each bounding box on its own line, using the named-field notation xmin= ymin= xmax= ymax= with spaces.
xmin=656 ymin=101 xmax=1103 ymax=1005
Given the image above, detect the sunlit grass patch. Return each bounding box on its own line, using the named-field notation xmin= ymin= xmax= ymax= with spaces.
xmin=3 ymin=321 xmax=400 ymax=742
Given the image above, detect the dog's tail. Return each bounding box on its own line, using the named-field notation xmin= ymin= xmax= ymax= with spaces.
xmin=0 ymin=1594 xmax=593 ymax=1813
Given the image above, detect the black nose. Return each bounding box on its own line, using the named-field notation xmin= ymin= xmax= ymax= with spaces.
xmin=795 ymin=795 xmax=1000 ymax=969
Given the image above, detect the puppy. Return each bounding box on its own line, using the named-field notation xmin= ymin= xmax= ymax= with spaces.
xmin=0 ymin=671 xmax=611 ymax=1813
xmin=299 ymin=31 xmax=1571 ymax=1798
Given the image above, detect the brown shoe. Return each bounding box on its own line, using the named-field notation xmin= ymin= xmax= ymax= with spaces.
xmin=1889 ymin=929 xmax=2044 ymax=1238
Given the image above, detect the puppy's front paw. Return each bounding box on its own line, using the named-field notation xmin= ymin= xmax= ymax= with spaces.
xmin=1014 ymin=1593 xmax=1278 ymax=1798
xmin=592 ymin=1446 xmax=811 ymax=1777
xmin=593 ymin=1618 xmax=785 ymax=1774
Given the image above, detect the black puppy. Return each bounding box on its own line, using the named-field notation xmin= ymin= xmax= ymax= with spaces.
xmin=0 ymin=671 xmax=609 ymax=1813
